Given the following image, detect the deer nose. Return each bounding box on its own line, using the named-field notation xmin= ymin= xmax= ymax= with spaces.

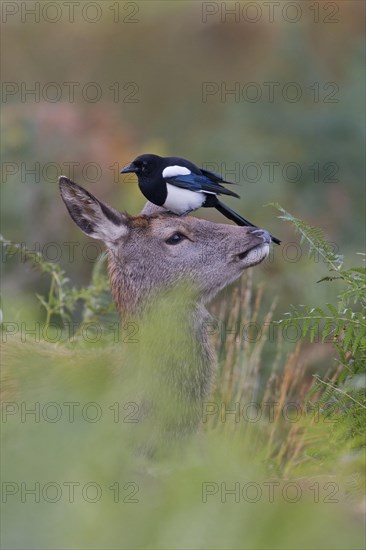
xmin=249 ymin=229 xmax=271 ymax=244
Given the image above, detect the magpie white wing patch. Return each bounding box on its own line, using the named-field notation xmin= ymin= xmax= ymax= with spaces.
xmin=163 ymin=184 xmax=206 ymax=213
xmin=162 ymin=166 xmax=191 ymax=178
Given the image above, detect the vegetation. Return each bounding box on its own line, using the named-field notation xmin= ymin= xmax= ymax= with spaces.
xmin=1 ymin=209 xmax=365 ymax=549
xmin=2 ymin=3 xmax=364 ymax=546
xmin=274 ymin=205 xmax=366 ymax=447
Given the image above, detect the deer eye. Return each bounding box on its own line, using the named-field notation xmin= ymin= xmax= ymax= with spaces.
xmin=165 ymin=232 xmax=187 ymax=245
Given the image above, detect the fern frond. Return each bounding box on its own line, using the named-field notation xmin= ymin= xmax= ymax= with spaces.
xmin=1 ymin=235 xmax=115 ymax=330
xmin=269 ymin=204 xmax=344 ymax=272
xmin=278 ymin=305 xmax=366 ymax=353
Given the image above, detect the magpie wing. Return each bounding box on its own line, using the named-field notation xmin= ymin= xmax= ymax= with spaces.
xmin=200 ymin=168 xmax=236 ymax=185
xmin=164 ymin=173 xmax=240 ymax=198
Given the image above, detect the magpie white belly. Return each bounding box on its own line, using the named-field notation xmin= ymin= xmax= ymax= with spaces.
xmin=163 ymin=184 xmax=206 ymax=213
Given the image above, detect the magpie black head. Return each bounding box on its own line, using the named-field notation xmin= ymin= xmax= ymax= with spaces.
xmin=121 ymin=154 xmax=164 ymax=178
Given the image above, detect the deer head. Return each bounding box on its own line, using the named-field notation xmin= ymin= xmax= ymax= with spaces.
xmin=59 ymin=177 xmax=270 ymax=317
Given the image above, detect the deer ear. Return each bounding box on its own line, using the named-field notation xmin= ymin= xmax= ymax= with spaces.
xmin=59 ymin=177 xmax=129 ymax=244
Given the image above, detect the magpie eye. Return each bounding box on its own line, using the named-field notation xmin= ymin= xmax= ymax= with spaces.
xmin=165 ymin=232 xmax=187 ymax=245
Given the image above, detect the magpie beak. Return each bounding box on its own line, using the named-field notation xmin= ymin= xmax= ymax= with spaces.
xmin=120 ymin=162 xmax=138 ymax=174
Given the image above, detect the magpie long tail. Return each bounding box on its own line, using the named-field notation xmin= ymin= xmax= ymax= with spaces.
xmin=215 ymin=200 xmax=281 ymax=245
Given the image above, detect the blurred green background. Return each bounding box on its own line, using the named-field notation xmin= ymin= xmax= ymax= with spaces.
xmin=1 ymin=2 xmax=365 ymax=548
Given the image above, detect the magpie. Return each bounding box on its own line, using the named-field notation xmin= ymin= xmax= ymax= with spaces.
xmin=121 ymin=154 xmax=280 ymax=244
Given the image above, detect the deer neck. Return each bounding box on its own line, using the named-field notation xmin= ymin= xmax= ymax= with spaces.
xmin=108 ymin=254 xmax=215 ymax=400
